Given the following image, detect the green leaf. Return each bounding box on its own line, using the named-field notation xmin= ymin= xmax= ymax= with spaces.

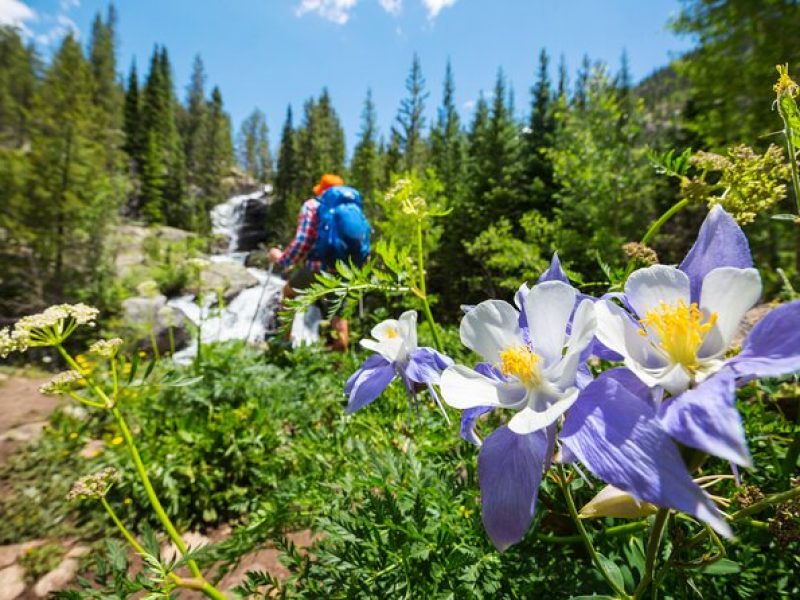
xmin=771 ymin=213 xmax=800 ymax=223
xmin=569 ymin=596 xmax=616 ymax=599
xmin=699 ymin=558 xmax=741 ymax=575
xmin=596 ymin=553 xmax=625 ymax=593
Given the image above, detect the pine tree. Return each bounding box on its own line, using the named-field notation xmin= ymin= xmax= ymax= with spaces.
xmin=429 ymin=60 xmax=465 ymax=204
xmin=557 ymin=54 xmax=569 ymax=100
xmin=88 ymin=5 xmax=121 ymax=122
xmin=295 ymin=90 xmax=346 ymax=195
xmin=383 ymin=129 xmax=403 ymax=185
xmin=394 ymin=54 xmax=428 ymax=173
xmin=523 ymin=48 xmax=556 ymax=212
xmin=350 ymin=88 xmax=382 ymax=206
xmin=123 ymin=61 xmax=144 ymax=162
xmin=0 ymin=26 xmax=37 ymax=146
xmin=182 ymin=54 xmax=208 ymax=189
xmin=237 ymin=108 xmax=272 ymax=183
xmin=274 ymin=105 xmax=300 ymax=238
xmin=574 ymin=54 xmax=591 ymax=109
xmin=27 ymin=33 xmax=118 ymax=302
xmin=196 ymin=85 xmax=234 ymax=228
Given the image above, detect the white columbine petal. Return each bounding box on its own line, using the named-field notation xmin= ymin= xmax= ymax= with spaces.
xmin=460 ymin=300 xmax=521 ymax=364
xmin=524 ymin=280 xmax=576 ymax=366
xmin=441 ymin=365 xmax=526 ymax=410
xmin=625 ymin=265 xmax=690 ymax=319
xmin=595 ymin=300 xmax=670 ymax=370
xmin=699 ymin=267 xmax=761 ymax=349
xmin=397 ymin=310 xmax=418 ymax=352
xmin=507 ymin=388 xmax=579 ymax=434
xmin=360 ymin=337 xmax=405 ymax=363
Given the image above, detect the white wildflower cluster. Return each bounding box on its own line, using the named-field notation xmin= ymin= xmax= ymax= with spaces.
xmin=89 ymin=338 xmax=123 ymax=358
xmin=66 ymin=468 xmax=122 ymax=501
xmin=385 ymin=178 xmax=427 ymax=216
xmin=40 ymin=370 xmax=84 ymax=395
xmin=1 ymin=304 xmax=99 ymax=353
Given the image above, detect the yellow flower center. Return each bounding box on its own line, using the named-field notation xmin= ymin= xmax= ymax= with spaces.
xmin=385 ymin=327 xmax=399 ymax=339
xmin=499 ymin=345 xmax=542 ymax=387
xmin=639 ymin=300 xmax=718 ymax=369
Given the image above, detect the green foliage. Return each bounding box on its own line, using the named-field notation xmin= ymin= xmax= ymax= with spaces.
xmin=549 ymin=65 xmax=658 ymax=276
xmin=18 ymin=543 xmax=67 ymax=583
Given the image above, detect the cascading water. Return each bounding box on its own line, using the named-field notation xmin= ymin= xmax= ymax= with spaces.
xmin=168 ymin=186 xmax=319 ymax=362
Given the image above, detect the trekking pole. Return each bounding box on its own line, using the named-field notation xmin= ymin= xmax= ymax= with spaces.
xmin=246 ymin=261 xmax=275 ymax=343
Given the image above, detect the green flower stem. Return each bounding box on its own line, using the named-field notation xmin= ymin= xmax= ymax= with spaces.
xmin=556 ymin=465 xmax=631 ymax=599
xmin=623 ymin=198 xmax=690 ymax=280
xmin=111 ymin=406 xmax=204 ymax=581
xmin=415 ymin=221 xmax=443 ymax=353
xmin=100 ymin=496 xmax=148 ymax=556
xmin=536 ymin=520 xmax=650 ymax=544
xmin=632 ymin=508 xmax=669 ymax=599
xmin=777 ymin=94 xmax=800 ymax=214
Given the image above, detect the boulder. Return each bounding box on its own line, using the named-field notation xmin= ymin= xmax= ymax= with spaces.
xmin=193 ymin=261 xmax=259 ymax=301
xmin=0 ymin=564 xmax=25 ymax=600
xmin=111 ymin=224 xmax=195 ymax=278
xmin=121 ymin=295 xmax=190 ymax=353
xmin=33 ymin=557 xmax=80 ymax=597
xmin=235 ymin=197 xmax=270 ymax=251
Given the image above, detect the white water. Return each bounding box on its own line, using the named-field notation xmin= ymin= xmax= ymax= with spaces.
xmin=168 ymin=188 xmax=319 ymax=362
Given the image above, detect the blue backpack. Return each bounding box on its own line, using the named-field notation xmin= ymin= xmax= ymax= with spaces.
xmin=311 ymin=186 xmax=371 ymax=269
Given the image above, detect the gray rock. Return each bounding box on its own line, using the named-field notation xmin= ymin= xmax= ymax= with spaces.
xmin=111 ymin=225 xmax=195 ymax=278
xmin=121 ymin=295 xmax=189 ymax=354
xmin=0 ymin=421 xmax=48 ymax=443
xmin=33 ymin=557 xmax=80 ymax=597
xmin=0 ymin=564 xmax=25 ymax=600
xmin=192 ymin=261 xmax=258 ymax=302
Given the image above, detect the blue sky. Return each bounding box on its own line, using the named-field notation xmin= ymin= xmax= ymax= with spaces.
xmin=8 ymin=1 xmax=694 ymax=154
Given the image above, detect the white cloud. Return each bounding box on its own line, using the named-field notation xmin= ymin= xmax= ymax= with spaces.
xmin=421 ymin=0 xmax=457 ymax=19
xmin=36 ymin=13 xmax=79 ymax=45
xmin=295 ymin=0 xmax=359 ymax=25
xmin=59 ymin=0 xmax=79 ymax=11
xmin=379 ymin=0 xmax=402 ymax=16
xmin=0 ymin=0 xmax=37 ymax=33
xmin=462 ymin=99 xmax=476 ymax=112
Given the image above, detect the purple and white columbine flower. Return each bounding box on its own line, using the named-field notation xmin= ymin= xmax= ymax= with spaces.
xmin=561 ymin=206 xmax=800 ymax=537
xmin=440 ymin=275 xmax=596 ymax=550
xmin=345 ymin=310 xmax=453 ymax=419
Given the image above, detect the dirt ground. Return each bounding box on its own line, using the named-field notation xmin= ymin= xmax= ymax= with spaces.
xmin=0 ymin=374 xmax=58 ymax=463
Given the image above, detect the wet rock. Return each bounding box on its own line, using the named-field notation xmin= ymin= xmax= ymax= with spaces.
xmin=33 ymin=557 xmax=80 ymax=597
xmin=121 ymin=295 xmax=190 ymax=353
xmin=0 ymin=564 xmax=25 ymax=600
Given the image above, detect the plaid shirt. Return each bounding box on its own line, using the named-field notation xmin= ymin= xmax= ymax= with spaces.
xmin=277 ymin=198 xmax=323 ymax=272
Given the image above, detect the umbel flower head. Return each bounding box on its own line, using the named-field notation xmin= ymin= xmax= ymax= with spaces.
xmin=345 ymin=311 xmax=453 ymax=419
xmin=66 ymin=468 xmax=122 ymax=501
xmin=561 ymin=206 xmax=800 ymax=537
xmin=1 ymin=304 xmax=99 ymax=353
xmin=40 ymin=370 xmax=84 ymax=396
xmin=89 ymin=338 xmax=123 ymax=358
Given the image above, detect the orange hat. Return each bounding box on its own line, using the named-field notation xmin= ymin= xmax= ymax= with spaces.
xmin=313 ymin=173 xmax=344 ymax=197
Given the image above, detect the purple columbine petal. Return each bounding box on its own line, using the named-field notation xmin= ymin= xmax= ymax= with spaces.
xmin=657 ymin=371 xmax=752 ymax=468
xmin=460 ymin=405 xmax=493 ymax=445
xmin=345 ymin=354 xmax=389 ymax=396
xmin=725 ymin=301 xmax=800 ymax=381
xmin=679 ymin=205 xmax=753 ymax=303
xmin=561 ymin=369 xmax=732 ymax=537
xmin=538 ymin=252 xmax=570 ymax=284
xmin=478 ymin=425 xmax=554 ymax=551
xmin=345 ymin=355 xmax=397 ymax=414
xmin=475 ymin=362 xmax=505 ymax=380
xmin=405 ymin=347 xmax=454 ymax=386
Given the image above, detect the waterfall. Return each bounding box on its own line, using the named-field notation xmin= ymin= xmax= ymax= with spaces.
xmin=168 ymin=186 xmax=320 ymax=362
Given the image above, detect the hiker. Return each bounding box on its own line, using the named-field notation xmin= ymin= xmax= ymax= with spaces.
xmin=268 ymin=173 xmax=371 ymax=351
